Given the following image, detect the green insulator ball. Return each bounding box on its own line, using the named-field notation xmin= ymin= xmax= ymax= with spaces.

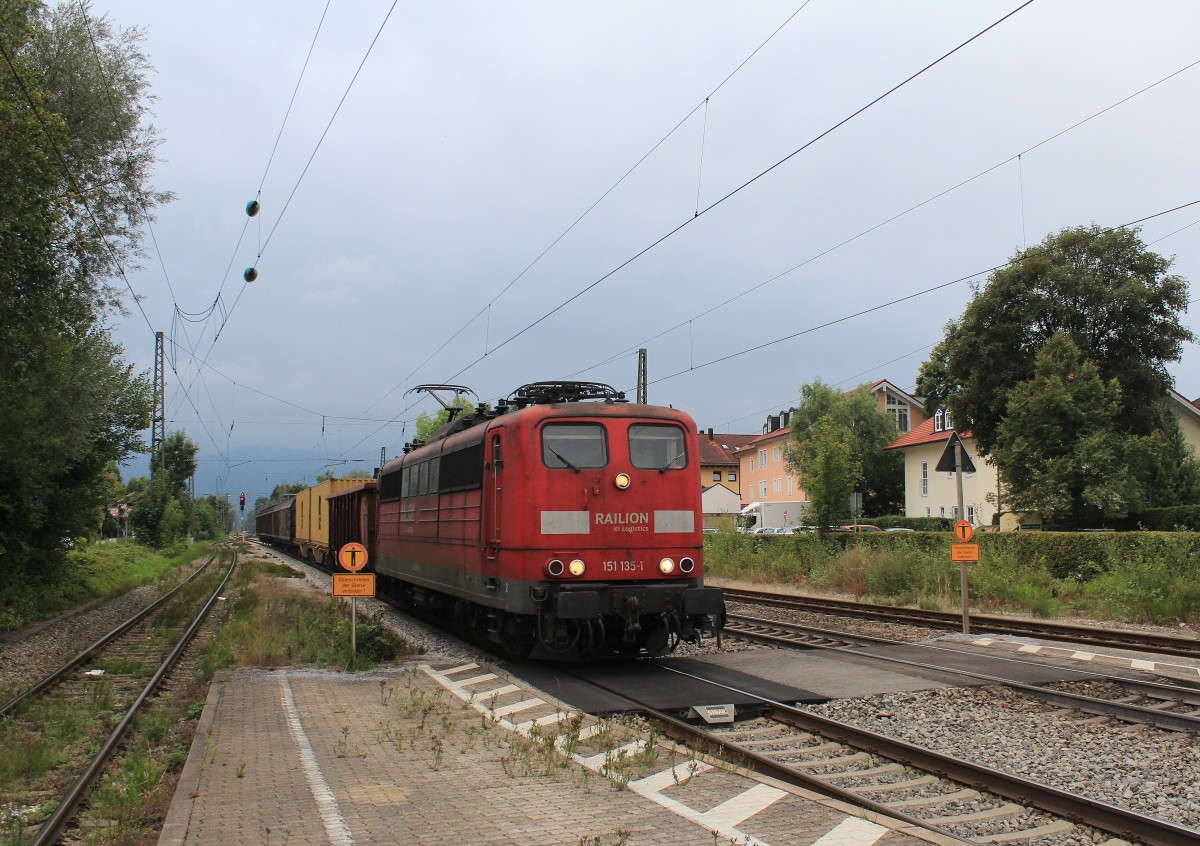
xmin=245 ymin=200 xmax=260 ymax=217
xmin=243 ymin=267 xmax=258 ymax=283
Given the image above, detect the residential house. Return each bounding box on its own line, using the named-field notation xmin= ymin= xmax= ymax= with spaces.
xmin=1170 ymin=389 xmax=1200 ymax=454
xmin=734 ymin=409 xmax=807 ymax=508
xmin=865 ymin=379 xmax=927 ymax=434
xmin=698 ymin=430 xmax=759 ymax=520
xmin=887 ymin=390 xmax=1200 ymax=527
xmin=729 ymin=381 xmax=925 ymax=520
xmin=886 ymin=406 xmax=997 ymax=527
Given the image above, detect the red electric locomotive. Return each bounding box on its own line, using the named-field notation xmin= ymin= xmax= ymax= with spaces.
xmin=373 ymin=382 xmax=725 ymax=658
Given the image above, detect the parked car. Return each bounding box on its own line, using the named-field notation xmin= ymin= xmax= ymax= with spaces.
xmin=840 ymin=524 xmax=882 ymax=532
xmin=885 ymin=527 xmax=915 ymax=533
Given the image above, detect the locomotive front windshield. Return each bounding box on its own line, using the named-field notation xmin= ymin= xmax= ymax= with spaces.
xmin=629 ymin=424 xmax=687 ymax=470
xmin=542 ymin=423 xmax=608 ymax=469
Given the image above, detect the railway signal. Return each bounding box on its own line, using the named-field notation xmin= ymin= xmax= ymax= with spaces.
xmin=239 ymin=492 xmax=245 ymax=512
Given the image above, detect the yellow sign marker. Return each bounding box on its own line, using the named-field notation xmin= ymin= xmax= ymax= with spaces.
xmin=333 ymin=573 xmax=375 ymax=597
xmin=953 ymin=520 xmax=974 ymax=543
xmin=951 ymin=543 xmax=980 ymax=562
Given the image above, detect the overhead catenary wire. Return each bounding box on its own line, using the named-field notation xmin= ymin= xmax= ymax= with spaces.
xmin=333 ymin=1 xmax=1038 ymax=461
xmin=440 ymin=1 xmax=1038 ymax=387
xmin=351 ymin=0 xmax=817 ymax=421
xmin=564 ymin=53 xmax=1200 ymax=382
xmin=639 ymin=199 xmax=1200 ymax=391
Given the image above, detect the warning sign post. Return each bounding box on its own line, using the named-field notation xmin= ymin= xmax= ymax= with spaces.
xmin=335 ymin=543 xmax=372 ymax=669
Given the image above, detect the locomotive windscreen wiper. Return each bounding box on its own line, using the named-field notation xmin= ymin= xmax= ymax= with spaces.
xmin=658 ymin=450 xmax=686 ymax=472
xmin=545 ymin=444 xmax=581 ymax=472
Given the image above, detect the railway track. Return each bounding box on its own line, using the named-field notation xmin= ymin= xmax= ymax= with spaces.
xmin=725 ymin=612 xmax=1200 ymax=734
xmin=600 ymin=663 xmax=1200 ymax=846
xmin=720 ymin=587 xmax=1200 ymax=659
xmin=1 ymin=548 xmax=236 ymax=845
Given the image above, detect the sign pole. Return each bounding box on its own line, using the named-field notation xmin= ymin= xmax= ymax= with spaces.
xmin=334 ymin=543 xmax=372 ymax=670
xmin=349 ymin=548 xmax=358 ymax=670
xmin=955 ymin=439 xmax=970 ymax=635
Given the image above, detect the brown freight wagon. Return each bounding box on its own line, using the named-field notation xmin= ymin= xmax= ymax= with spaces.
xmin=326 ymin=480 xmax=379 ymax=571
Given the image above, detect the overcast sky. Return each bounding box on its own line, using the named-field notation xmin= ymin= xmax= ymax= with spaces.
xmin=100 ymin=1 xmax=1200 ymax=501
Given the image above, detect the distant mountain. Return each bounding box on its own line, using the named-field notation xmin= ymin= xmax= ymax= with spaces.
xmin=120 ymin=443 xmax=379 ymax=511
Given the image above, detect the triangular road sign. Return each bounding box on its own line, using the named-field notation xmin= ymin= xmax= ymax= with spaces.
xmin=935 ymin=432 xmax=976 ymax=474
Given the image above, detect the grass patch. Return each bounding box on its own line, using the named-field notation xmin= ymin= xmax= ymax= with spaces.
xmin=1 ymin=541 xmax=216 ymax=632
xmin=201 ymin=561 xmax=422 ymax=674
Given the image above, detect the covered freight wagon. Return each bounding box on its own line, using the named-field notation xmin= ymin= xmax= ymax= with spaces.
xmin=295 ymin=478 xmax=372 ymax=566
xmin=326 ymin=480 xmax=379 ymax=570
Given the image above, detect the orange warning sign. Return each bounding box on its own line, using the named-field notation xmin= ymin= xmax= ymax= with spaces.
xmin=953 ymin=520 xmax=974 ymax=543
xmin=338 ymin=542 xmax=368 ymax=572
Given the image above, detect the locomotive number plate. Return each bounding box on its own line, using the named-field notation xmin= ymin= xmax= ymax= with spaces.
xmin=602 ymin=559 xmax=643 ymax=573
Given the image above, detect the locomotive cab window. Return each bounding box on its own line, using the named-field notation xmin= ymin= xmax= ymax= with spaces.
xmin=629 ymin=424 xmax=687 ymax=470
xmin=542 ymin=423 xmax=607 ymax=469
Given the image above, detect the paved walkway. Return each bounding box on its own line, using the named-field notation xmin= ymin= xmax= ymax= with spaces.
xmin=159 ymin=662 xmax=949 ymax=846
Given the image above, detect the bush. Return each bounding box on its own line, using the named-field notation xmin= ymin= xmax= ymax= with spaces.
xmin=702 ymin=530 xmax=1200 ymax=624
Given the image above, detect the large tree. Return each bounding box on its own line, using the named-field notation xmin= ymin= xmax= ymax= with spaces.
xmin=917 ymin=225 xmax=1192 ymax=458
xmin=0 ymin=2 xmax=168 ymax=580
xmin=787 ymin=380 xmax=903 ymax=516
xmin=790 ymin=415 xmax=860 ymax=531
xmin=990 ymin=334 xmax=1150 ymax=527
xmin=127 ymin=431 xmax=198 ymax=547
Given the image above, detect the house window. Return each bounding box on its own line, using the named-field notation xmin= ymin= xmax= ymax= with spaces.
xmin=772 ymin=445 xmax=782 ymax=462
xmin=787 ymin=476 xmax=793 ymax=496
xmin=939 ymin=506 xmax=946 ymax=517
xmin=759 ymin=449 xmax=767 ymax=468
xmin=773 ymin=478 xmax=782 ymax=493
xmin=921 ymin=462 xmax=928 ymax=497
xmin=933 ymin=409 xmax=943 ymax=432
xmin=952 ymin=506 xmax=959 ymax=519
xmin=728 ymin=471 xmax=737 ymax=482
xmin=759 ymin=480 xmax=767 ymax=499
xmin=968 ymin=505 xmax=976 ymax=524
xmin=713 ymin=471 xmax=722 ymax=482
xmin=886 ymin=392 xmax=910 ymax=433
xmin=925 ymin=507 xmax=931 ymax=517
xmin=944 ymin=408 xmax=954 ymax=430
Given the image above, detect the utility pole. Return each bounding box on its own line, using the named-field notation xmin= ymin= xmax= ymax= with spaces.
xmin=955 ymin=438 xmax=969 ymax=634
xmin=151 ymin=331 xmax=165 ymax=479
xmin=637 ymin=348 xmax=647 ymax=404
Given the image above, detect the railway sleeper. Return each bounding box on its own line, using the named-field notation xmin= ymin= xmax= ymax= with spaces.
xmin=884 ymin=787 xmax=981 ymax=808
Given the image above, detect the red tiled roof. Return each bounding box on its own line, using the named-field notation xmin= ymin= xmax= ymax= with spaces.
xmin=731 ymin=428 xmax=792 ymax=454
xmin=886 ymin=417 xmax=974 ymax=450
xmin=699 ymin=433 xmax=758 ymax=465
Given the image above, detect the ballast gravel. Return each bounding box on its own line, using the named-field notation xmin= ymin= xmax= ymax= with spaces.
xmin=805 ymin=683 xmax=1200 ymax=830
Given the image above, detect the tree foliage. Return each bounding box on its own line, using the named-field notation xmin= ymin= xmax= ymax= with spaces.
xmin=416 ymin=397 xmax=475 ymax=442
xmin=127 ymin=431 xmax=198 ymax=547
xmin=991 ymin=335 xmax=1150 ymax=527
xmin=917 ymin=225 xmax=1192 ymax=457
xmin=787 ymin=380 xmax=903 ymax=517
xmin=915 ymin=225 xmax=1196 ymax=523
xmin=0 ymin=2 xmax=168 ymax=583
xmin=790 ymin=415 xmax=860 ymax=531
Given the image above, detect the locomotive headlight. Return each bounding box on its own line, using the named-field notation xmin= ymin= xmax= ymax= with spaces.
xmin=679 ymin=557 xmax=695 ymax=574
xmin=658 ymin=557 xmax=675 ymax=574
xmin=568 ymin=558 xmax=586 ymax=576
xmin=614 ymin=473 xmax=631 ymax=490
xmin=546 ymin=559 xmax=565 ymax=577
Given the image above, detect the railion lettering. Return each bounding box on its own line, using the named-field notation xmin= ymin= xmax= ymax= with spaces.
xmin=594 ymin=511 xmax=649 ymax=526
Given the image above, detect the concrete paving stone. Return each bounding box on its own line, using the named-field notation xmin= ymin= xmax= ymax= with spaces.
xmin=160 ymin=665 xmax=944 ymax=846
